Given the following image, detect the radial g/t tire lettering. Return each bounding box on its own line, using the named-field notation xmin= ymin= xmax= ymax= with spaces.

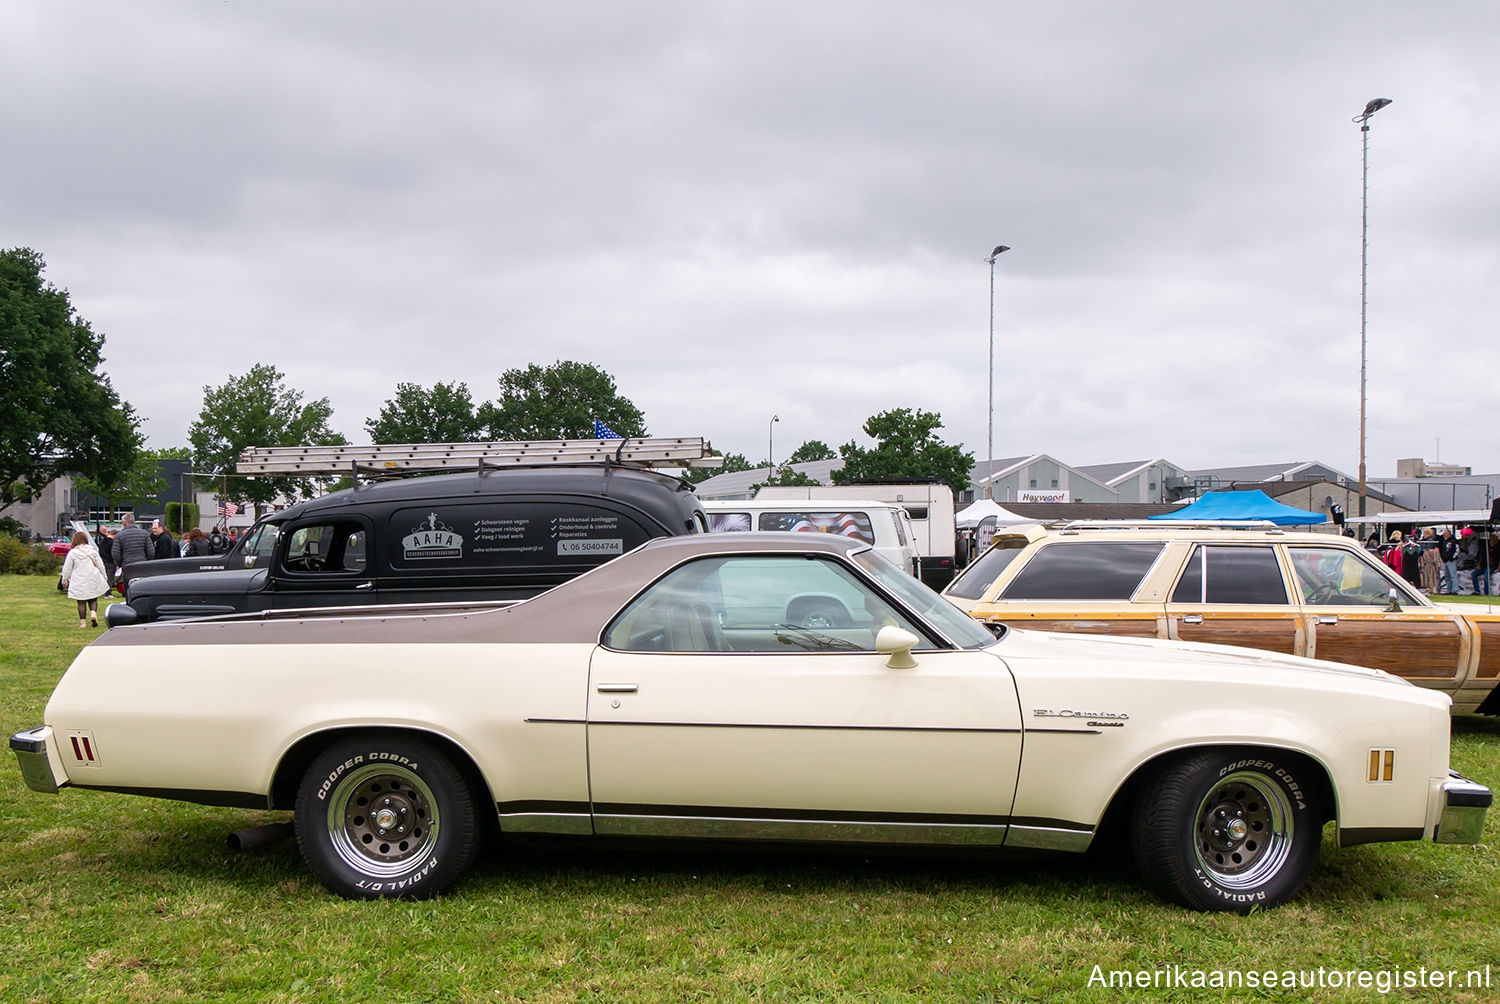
xmin=295 ymin=734 xmax=478 ymax=899
xmin=1132 ymin=750 xmax=1320 ymax=913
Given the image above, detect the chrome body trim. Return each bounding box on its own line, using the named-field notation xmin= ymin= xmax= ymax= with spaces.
xmin=497 ymin=811 xmax=593 ymax=835
xmin=592 ymin=813 xmax=1010 ymax=845
xmin=1002 ymin=823 xmax=1095 ymax=853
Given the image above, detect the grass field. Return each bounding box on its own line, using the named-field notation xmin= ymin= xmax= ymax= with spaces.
xmin=2 ymin=574 xmax=1497 ymax=1002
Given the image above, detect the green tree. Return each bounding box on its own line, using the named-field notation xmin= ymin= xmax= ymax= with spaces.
xmin=188 ymin=364 xmax=348 ymax=507
xmin=478 ymin=360 xmax=646 ymax=441
xmin=832 ymin=408 xmax=974 ymax=496
xmin=0 ymin=248 xmax=142 ymax=508
xmin=786 ymin=440 xmax=836 ymax=464
xmin=366 ymin=381 xmax=483 ymax=444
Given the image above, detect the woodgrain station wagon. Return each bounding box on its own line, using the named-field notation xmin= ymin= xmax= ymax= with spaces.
xmin=945 ymin=524 xmax=1500 ymax=715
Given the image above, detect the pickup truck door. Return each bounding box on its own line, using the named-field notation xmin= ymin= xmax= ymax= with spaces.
xmin=585 ymin=553 xmax=1023 ymax=844
xmin=269 ymin=518 xmax=377 ymax=610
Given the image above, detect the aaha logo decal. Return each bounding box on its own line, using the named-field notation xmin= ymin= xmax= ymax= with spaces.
xmin=402 ymin=512 xmax=465 ymax=560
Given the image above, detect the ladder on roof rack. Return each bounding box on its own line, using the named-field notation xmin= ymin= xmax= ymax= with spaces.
xmin=235 ymin=437 xmax=723 ymax=476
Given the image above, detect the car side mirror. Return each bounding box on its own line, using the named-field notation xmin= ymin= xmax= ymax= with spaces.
xmin=875 ymin=625 xmax=920 ymax=669
xmin=1385 ymin=587 xmax=1402 ymax=613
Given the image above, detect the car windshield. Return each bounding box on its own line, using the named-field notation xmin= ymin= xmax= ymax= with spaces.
xmin=852 ymin=548 xmax=998 ymax=649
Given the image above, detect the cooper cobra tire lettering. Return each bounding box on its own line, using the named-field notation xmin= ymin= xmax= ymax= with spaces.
xmin=294 ymin=733 xmax=477 ymax=900
xmin=1133 ymin=749 xmax=1320 ymax=914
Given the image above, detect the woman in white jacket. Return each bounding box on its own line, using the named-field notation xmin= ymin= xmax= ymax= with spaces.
xmin=59 ymin=531 xmax=111 ymax=628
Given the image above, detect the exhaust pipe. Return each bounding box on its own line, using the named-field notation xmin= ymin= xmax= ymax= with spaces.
xmin=226 ymin=821 xmax=295 ymax=853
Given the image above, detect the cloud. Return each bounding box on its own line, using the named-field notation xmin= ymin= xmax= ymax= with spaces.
xmin=3 ymin=1 xmax=1496 ymax=477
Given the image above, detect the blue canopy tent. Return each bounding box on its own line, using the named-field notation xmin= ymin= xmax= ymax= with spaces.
xmin=1148 ymin=489 xmax=1327 ymax=526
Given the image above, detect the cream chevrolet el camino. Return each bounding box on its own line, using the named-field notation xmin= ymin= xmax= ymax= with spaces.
xmin=11 ymin=534 xmax=1490 ymax=912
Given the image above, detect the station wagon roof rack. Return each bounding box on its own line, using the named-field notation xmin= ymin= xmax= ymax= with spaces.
xmin=236 ymin=438 xmax=724 ymax=477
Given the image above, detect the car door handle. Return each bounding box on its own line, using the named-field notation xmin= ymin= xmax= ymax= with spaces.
xmin=1317 ymin=615 xmax=1338 ymax=625
xmin=355 ymin=582 xmax=373 ymax=590
xmin=595 ymin=684 xmax=638 ymax=694
xmin=1181 ymin=614 xmax=1203 ymax=625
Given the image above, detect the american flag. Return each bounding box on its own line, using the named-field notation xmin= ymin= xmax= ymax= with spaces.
xmin=593 ymin=419 xmax=622 ymax=439
xmin=217 ymin=500 xmax=240 ymax=517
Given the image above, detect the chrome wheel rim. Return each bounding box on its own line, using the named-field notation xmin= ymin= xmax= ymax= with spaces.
xmin=1193 ymin=770 xmax=1293 ymax=889
xmin=324 ymin=763 xmax=439 ymax=878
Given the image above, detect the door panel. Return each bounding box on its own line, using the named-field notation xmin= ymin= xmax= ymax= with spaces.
xmin=586 ymin=647 xmax=1023 ymax=842
xmin=1309 ymin=615 xmax=1466 ymax=681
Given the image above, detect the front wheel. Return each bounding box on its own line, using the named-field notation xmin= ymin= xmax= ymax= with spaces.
xmin=295 ymin=734 xmax=478 ymax=899
xmin=1132 ymin=750 xmax=1320 ymax=912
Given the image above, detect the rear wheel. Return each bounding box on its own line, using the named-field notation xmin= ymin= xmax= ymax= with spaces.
xmin=295 ymin=734 xmax=478 ymax=899
xmin=1132 ymin=750 xmax=1320 ymax=912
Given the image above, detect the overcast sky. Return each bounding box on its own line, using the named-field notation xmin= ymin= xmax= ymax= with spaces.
xmin=4 ymin=2 xmax=1496 ymax=478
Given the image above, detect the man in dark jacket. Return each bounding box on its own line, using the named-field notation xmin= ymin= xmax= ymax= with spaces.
xmin=1438 ymin=528 xmax=1460 ymax=595
xmin=112 ymin=513 xmax=153 ymax=585
xmin=150 ymin=519 xmax=176 ymax=560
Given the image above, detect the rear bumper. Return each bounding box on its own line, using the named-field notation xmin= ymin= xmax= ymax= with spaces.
xmin=10 ymin=727 xmax=67 ymax=794
xmin=1434 ymin=770 xmax=1492 ymax=844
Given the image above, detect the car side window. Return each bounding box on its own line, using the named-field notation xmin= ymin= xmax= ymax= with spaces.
xmin=281 ymin=523 xmax=367 ymax=574
xmin=1287 ymin=546 xmax=1413 ymax=606
xmin=602 ymin=555 xmax=932 ymax=654
xmin=946 ymin=539 xmax=1028 ymax=599
xmin=1171 ymin=545 xmax=1288 ymax=605
xmin=999 ymin=542 xmax=1164 ymax=600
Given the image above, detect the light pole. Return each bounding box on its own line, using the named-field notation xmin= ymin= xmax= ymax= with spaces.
xmin=1353 ymin=98 xmax=1392 ymax=517
xmin=767 ymin=414 xmax=779 ymax=483
xmin=985 ymin=245 xmax=1010 ymax=499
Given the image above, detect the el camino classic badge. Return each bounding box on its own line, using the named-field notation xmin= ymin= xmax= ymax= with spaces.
xmin=402 ymin=513 xmax=465 ymax=560
xmin=1033 ymin=708 xmax=1130 ymax=728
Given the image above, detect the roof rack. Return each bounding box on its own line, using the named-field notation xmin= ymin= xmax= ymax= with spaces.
xmin=236 ymin=438 xmax=723 ymax=477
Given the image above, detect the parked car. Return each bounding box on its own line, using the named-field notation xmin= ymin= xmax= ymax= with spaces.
xmin=13 ymin=533 xmax=1488 ymax=912
xmin=702 ymin=498 xmax=921 ymax=578
xmin=47 ymin=537 xmax=71 ymax=556
xmin=943 ymin=523 xmax=1500 ymax=715
xmin=105 ymin=465 xmax=706 ymax=626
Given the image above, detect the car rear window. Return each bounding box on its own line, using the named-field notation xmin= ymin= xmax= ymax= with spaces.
xmin=1170 ymin=545 xmax=1289 ymax=605
xmin=998 ymin=541 xmax=1165 ymax=600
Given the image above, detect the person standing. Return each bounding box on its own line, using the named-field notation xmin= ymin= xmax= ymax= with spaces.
xmin=112 ymin=513 xmax=153 ymax=585
xmin=1418 ymin=528 xmax=1442 ymax=593
xmin=183 ymin=527 xmax=214 ymax=557
xmin=1437 ymin=527 xmax=1460 ymax=595
xmin=95 ymin=526 xmax=118 ymax=586
xmin=59 ymin=531 xmax=110 ymax=627
xmin=150 ymin=519 xmax=176 ymax=560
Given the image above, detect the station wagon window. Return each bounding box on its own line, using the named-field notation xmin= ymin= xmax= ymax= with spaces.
xmin=281 ymin=523 xmax=367 ymax=574
xmin=999 ymin=542 xmax=1164 ymax=600
xmin=603 ymin=555 xmax=931 ymax=654
xmin=1170 ymin=545 xmax=1288 ymax=605
xmin=946 ymin=537 xmax=1029 ymax=599
xmin=1287 ymin=546 xmax=1421 ymax=606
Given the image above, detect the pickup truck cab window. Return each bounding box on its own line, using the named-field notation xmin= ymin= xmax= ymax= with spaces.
xmin=603 ymin=555 xmax=931 ymax=654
